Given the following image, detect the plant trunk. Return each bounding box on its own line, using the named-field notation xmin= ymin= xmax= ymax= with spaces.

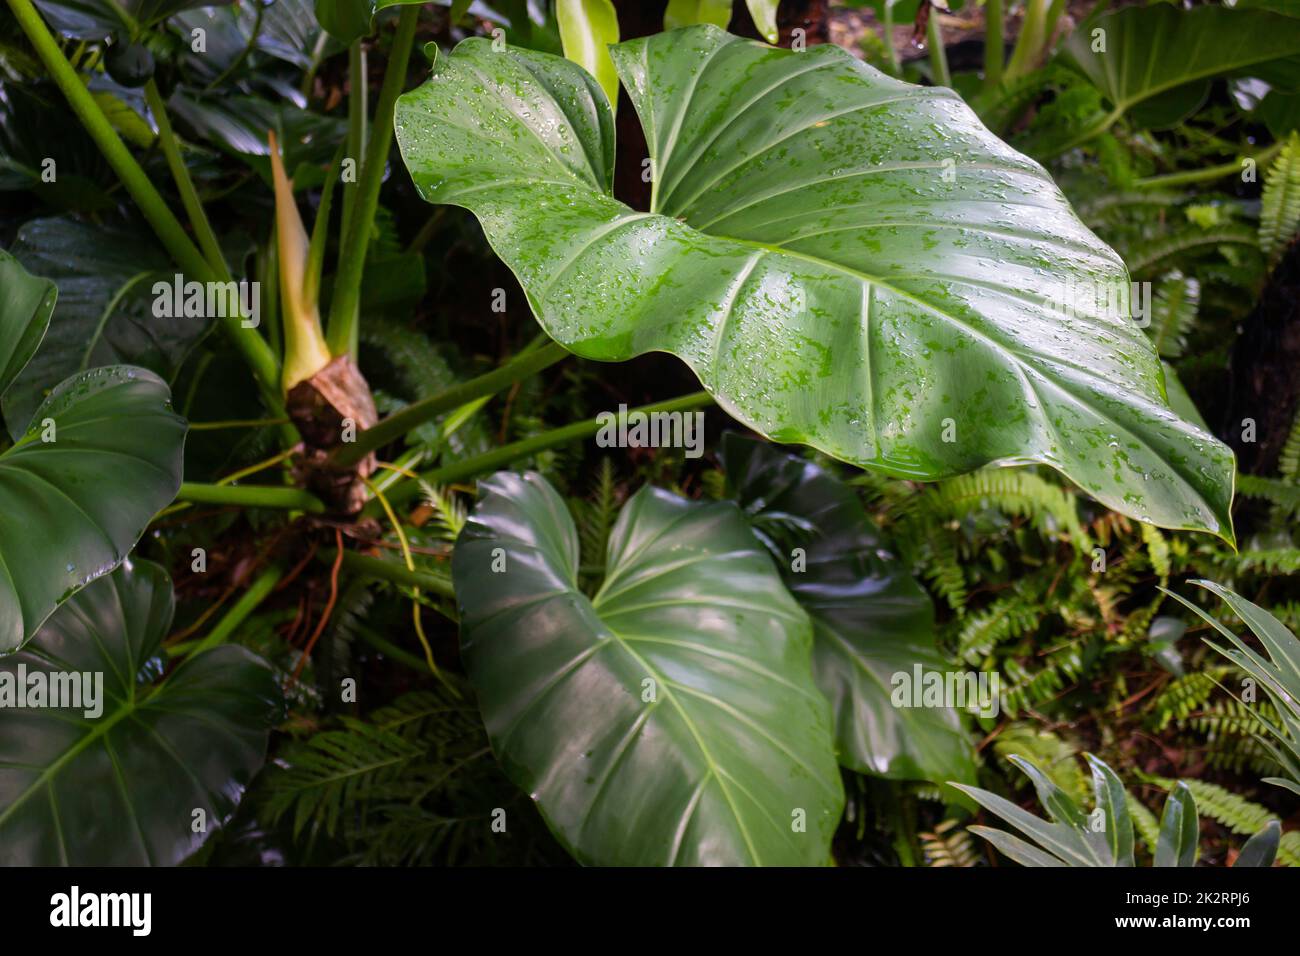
xmin=1222 ymin=238 xmax=1300 ymax=476
xmin=287 ymin=355 xmax=380 ymax=514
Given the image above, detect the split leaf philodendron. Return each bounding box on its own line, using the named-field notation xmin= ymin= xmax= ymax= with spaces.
xmin=0 ymin=560 xmax=281 ymax=865
xmin=452 ymin=471 xmax=844 ymax=866
xmin=395 ymin=25 xmax=1236 ymax=542
xmin=722 ymin=433 xmax=977 ymax=785
xmin=0 ymin=250 xmax=185 ymax=653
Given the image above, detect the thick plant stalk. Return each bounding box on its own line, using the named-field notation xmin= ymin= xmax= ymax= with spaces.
xmin=143 ymin=78 xmax=228 ymax=276
xmin=176 ymin=482 xmax=326 ymax=512
xmin=332 ymin=341 xmax=570 ymax=467
xmin=6 ymin=0 xmax=282 ymax=398
xmin=340 ymin=39 xmax=367 ymax=249
xmin=333 ymin=549 xmax=454 ymax=598
xmin=1135 ymin=143 xmax=1283 ymax=190
xmin=368 ymin=390 xmax=715 ymax=512
xmin=926 ymin=6 xmax=950 ymax=88
xmin=1005 ymin=0 xmax=1062 ymax=83
xmin=983 ymin=0 xmax=1003 ymax=90
xmin=190 ymin=564 xmax=285 ymax=655
xmin=881 ymin=1 xmax=901 ymax=77
xmin=326 ymin=4 xmax=420 ymax=359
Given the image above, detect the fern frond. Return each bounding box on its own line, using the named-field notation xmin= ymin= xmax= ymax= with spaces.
xmin=920 ymin=819 xmax=980 ymax=867
xmin=260 ymin=689 xmax=483 ymax=848
xmin=1146 ymin=271 xmax=1200 ymax=359
xmin=1139 ymin=522 xmax=1171 ymax=581
xmin=418 ymin=481 xmax=467 ymax=542
xmin=905 ymin=468 xmax=1087 ymax=547
xmin=955 ymin=582 xmax=1044 ymax=665
xmin=1236 ymin=474 xmax=1300 ymax=519
xmin=1260 ymin=132 xmax=1300 ymax=265
xmin=1126 ymin=223 xmax=1260 ymax=275
xmin=1148 ymin=671 xmax=1219 ymax=731
xmin=1210 ymin=548 xmax=1300 ymax=575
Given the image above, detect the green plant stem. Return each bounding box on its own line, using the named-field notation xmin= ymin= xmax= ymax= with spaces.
xmin=881 ymin=1 xmax=900 ymax=78
xmin=1005 ymin=0 xmax=1047 ymax=83
xmin=299 ymin=27 xmax=331 ymax=101
xmin=983 ymin=0 xmax=1003 ymax=91
xmin=331 ymin=549 xmax=455 ymax=598
xmin=188 ymin=417 xmax=291 ymax=431
xmin=327 ymin=5 xmax=420 ymax=358
xmin=926 ymin=8 xmax=950 ymax=88
xmin=369 ymin=390 xmax=716 ymax=513
xmin=176 ymin=482 xmax=326 ymax=513
xmin=191 ymin=564 xmax=284 ymax=655
xmin=340 ymin=39 xmax=367 ymax=247
xmin=356 ymin=624 xmax=430 ymax=672
xmin=1049 ymin=107 xmax=1123 ymax=156
xmin=1135 ymin=143 xmax=1283 ymax=190
xmin=332 ymin=341 xmax=570 ymax=467
xmin=9 ymin=0 xmax=207 ymax=276
xmin=6 ymin=0 xmax=283 ymax=399
xmin=142 ymin=78 xmax=228 ymax=276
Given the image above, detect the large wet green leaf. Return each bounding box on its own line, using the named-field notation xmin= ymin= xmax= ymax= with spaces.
xmin=395 ymin=25 xmax=1235 ymax=541
xmin=0 ymin=252 xmax=185 ymax=651
xmin=453 ymin=471 xmax=843 ymax=866
xmin=3 ymin=216 xmax=200 ymax=438
xmin=1064 ymin=5 xmax=1300 ymax=132
xmin=722 ymin=433 xmax=976 ymax=784
xmin=0 ymin=560 xmax=281 ymax=865
xmin=0 ymin=249 xmax=55 ymax=414
xmin=0 ymin=352 xmax=185 ymax=650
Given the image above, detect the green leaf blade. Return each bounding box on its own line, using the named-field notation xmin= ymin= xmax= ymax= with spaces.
xmin=397 ymin=26 xmax=1235 ymax=541
xmin=0 ymin=366 xmax=186 ymax=652
xmin=0 ymin=560 xmax=280 ymax=865
xmin=453 ymin=471 xmax=844 ymax=866
xmin=722 ymin=433 xmax=975 ymax=785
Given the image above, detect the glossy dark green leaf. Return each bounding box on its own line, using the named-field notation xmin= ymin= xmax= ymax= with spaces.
xmin=1063 ymin=5 xmax=1300 ymax=132
xmin=31 ymin=0 xmax=232 ymax=39
xmin=0 ymin=560 xmax=281 ymax=865
xmin=954 ymin=756 xmax=1113 ymax=867
xmin=166 ymin=90 xmax=347 ymax=189
xmin=396 ymin=26 xmax=1235 ymax=541
xmin=1155 ymin=782 xmax=1198 ymax=867
xmin=1085 ymin=752 xmax=1134 ymax=866
xmin=721 ymin=433 xmax=975 ymax=784
xmin=3 ymin=216 xmax=197 ymax=438
xmin=453 ymin=471 xmax=843 ymax=866
xmin=0 ymin=365 xmax=185 ymax=652
xmin=1235 ymin=820 xmax=1280 ymax=868
xmin=314 ymin=0 xmax=372 ymax=43
xmin=0 ymin=84 xmax=118 ymax=212
xmin=0 ymin=249 xmax=55 ymax=407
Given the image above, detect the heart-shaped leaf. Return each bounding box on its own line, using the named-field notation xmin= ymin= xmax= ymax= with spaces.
xmin=722 ymin=433 xmax=976 ymax=784
xmin=0 ymin=365 xmax=186 ymax=652
xmin=0 ymin=249 xmax=55 ymax=410
xmin=453 ymin=471 xmax=843 ymax=866
xmin=1063 ymin=5 xmax=1300 ymax=136
xmin=3 ymin=217 xmax=202 ymax=438
xmin=395 ymin=25 xmax=1235 ymax=541
xmin=0 ymin=560 xmax=281 ymax=865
